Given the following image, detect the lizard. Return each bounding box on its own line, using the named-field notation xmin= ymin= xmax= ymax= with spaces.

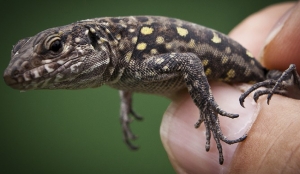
xmin=3 ymin=16 xmax=300 ymax=165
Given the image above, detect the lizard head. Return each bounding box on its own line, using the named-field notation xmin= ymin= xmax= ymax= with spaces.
xmin=3 ymin=22 xmax=112 ymax=90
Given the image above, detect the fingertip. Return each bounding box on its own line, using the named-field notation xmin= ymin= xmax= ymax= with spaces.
xmin=228 ymin=2 xmax=295 ymax=59
xmin=229 ymin=95 xmax=300 ymax=173
xmin=161 ymin=90 xmax=228 ymax=173
xmin=160 ymin=92 xmax=213 ymax=173
xmin=160 ymin=82 xmax=258 ymax=173
xmin=262 ymin=2 xmax=300 ymax=72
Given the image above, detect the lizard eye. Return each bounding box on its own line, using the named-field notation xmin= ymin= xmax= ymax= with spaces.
xmin=45 ymin=35 xmax=64 ymax=54
xmin=49 ymin=39 xmax=63 ymax=53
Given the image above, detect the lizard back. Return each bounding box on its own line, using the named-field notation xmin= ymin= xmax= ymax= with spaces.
xmin=4 ymin=16 xmax=266 ymax=94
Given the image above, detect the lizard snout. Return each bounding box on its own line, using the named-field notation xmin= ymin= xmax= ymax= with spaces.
xmin=3 ymin=67 xmax=23 ymax=89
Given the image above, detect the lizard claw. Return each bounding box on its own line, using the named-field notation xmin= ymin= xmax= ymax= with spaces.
xmin=267 ymin=93 xmax=273 ymax=105
xmin=124 ymin=137 xmax=139 ymax=150
xmin=130 ymin=109 xmax=143 ymax=120
xmin=121 ymin=109 xmax=143 ymax=150
xmin=121 ymin=114 xmax=142 ymax=150
xmin=239 ymin=96 xmax=245 ymax=108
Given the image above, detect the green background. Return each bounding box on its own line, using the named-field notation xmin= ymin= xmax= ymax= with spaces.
xmin=0 ymin=0 xmax=287 ymax=173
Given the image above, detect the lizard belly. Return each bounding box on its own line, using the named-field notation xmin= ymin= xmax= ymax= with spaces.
xmin=108 ymin=75 xmax=186 ymax=96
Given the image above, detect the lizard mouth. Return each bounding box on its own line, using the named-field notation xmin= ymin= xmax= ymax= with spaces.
xmin=3 ymin=67 xmax=49 ymax=90
xmin=3 ymin=59 xmax=59 ymax=90
xmin=3 ymin=67 xmax=24 ymax=89
xmin=3 ymin=57 xmax=84 ymax=90
xmin=3 ymin=73 xmax=20 ymax=89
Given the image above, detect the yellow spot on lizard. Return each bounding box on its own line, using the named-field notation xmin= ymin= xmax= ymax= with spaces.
xmin=141 ymin=27 xmax=154 ymax=35
xmin=150 ymin=49 xmax=158 ymax=55
xmin=202 ymin=59 xmax=209 ymax=66
xmin=227 ymin=69 xmax=235 ymax=78
xmin=188 ymin=39 xmax=196 ymax=48
xmin=176 ymin=27 xmax=188 ymax=37
xmin=246 ymin=50 xmax=254 ymax=58
xmin=205 ymin=68 xmax=212 ymax=76
xmin=132 ymin=37 xmax=137 ymax=44
xmin=125 ymin=52 xmax=132 ymax=62
xmin=165 ymin=43 xmax=172 ymax=49
xmin=156 ymin=36 xmax=164 ymax=44
xmin=116 ymin=34 xmax=121 ymax=40
xmin=225 ymin=47 xmax=231 ymax=54
xmin=136 ymin=43 xmax=147 ymax=50
xmin=211 ymin=32 xmax=221 ymax=43
xmin=221 ymin=56 xmax=228 ymax=64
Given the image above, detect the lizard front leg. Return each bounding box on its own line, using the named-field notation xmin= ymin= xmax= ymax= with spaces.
xmin=139 ymin=52 xmax=246 ymax=164
xmin=119 ymin=90 xmax=143 ymax=150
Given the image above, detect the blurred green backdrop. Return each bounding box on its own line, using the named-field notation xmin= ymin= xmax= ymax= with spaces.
xmin=0 ymin=0 xmax=287 ymax=173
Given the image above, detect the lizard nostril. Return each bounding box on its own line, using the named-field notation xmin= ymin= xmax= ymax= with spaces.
xmin=3 ymin=67 xmax=20 ymax=86
xmin=12 ymin=69 xmax=20 ymax=78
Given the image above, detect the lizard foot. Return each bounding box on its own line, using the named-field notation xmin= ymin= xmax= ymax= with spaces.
xmin=121 ymin=109 xmax=143 ymax=150
xmin=240 ymin=64 xmax=299 ymax=107
xmin=195 ymin=101 xmax=247 ymax=165
xmin=119 ymin=91 xmax=143 ymax=150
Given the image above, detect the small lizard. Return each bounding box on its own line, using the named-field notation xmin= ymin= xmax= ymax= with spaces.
xmin=3 ymin=16 xmax=300 ymax=165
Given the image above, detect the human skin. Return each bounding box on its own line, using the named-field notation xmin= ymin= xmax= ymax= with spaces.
xmin=160 ymin=2 xmax=300 ymax=173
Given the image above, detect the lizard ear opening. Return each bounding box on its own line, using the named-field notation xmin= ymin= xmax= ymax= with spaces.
xmin=85 ymin=25 xmax=100 ymax=50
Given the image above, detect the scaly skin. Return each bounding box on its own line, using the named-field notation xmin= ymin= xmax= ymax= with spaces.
xmin=3 ymin=16 xmax=300 ymax=164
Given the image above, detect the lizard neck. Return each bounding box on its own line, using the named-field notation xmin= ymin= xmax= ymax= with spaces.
xmin=96 ymin=17 xmax=141 ymax=85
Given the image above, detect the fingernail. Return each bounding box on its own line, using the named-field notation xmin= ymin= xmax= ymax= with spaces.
xmin=264 ymin=5 xmax=294 ymax=46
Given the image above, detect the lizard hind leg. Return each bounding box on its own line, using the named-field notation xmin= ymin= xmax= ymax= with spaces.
xmin=119 ymin=91 xmax=143 ymax=150
xmin=240 ymin=64 xmax=300 ymax=106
